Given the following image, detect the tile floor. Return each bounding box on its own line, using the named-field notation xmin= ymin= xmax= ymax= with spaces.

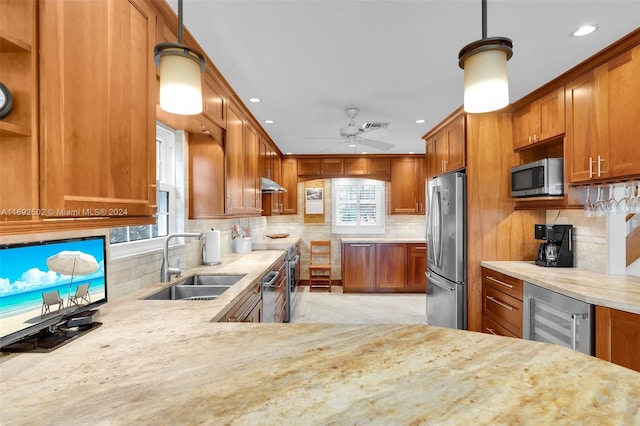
xmin=291 ymin=285 xmax=427 ymax=324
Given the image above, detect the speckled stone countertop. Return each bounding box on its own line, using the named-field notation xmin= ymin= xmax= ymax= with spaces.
xmin=1 ymin=320 xmax=639 ymax=424
xmin=342 ymin=237 xmax=426 ymax=243
xmin=481 ymin=261 xmax=640 ymax=314
xmin=1 ymin=252 xmax=639 ymax=424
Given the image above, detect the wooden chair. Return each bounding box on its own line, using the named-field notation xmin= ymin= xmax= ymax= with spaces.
xmin=41 ymin=290 xmax=64 ymax=317
xmin=68 ymin=283 xmax=91 ymax=308
xmin=309 ymin=240 xmax=332 ymax=292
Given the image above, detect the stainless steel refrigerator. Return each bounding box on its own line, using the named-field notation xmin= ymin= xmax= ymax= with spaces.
xmin=426 ymin=171 xmax=467 ymax=329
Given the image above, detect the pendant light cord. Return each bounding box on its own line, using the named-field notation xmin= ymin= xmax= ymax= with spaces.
xmin=178 ymin=0 xmax=184 ymax=44
xmin=482 ymin=0 xmax=487 ymax=39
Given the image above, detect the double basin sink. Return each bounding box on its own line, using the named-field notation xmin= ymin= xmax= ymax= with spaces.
xmin=145 ymin=274 xmax=246 ymax=301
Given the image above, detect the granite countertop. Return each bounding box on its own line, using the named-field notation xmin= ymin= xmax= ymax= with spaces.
xmin=342 ymin=237 xmax=426 ymax=243
xmin=1 ymin=252 xmax=639 ymax=424
xmin=481 ymin=261 xmax=640 ymax=314
xmin=1 ymin=319 xmax=639 ymax=424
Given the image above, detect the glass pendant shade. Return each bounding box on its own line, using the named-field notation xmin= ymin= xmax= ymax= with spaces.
xmin=462 ymin=49 xmax=509 ymax=113
xmin=158 ymin=50 xmax=203 ymax=115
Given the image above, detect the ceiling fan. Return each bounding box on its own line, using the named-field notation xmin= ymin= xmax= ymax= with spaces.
xmin=309 ymin=107 xmax=395 ymax=152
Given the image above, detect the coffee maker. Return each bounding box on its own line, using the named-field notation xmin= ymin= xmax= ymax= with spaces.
xmin=535 ymin=224 xmax=573 ymax=267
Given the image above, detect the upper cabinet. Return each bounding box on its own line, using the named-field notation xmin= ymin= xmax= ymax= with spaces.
xmin=512 ymin=88 xmax=565 ymax=150
xmin=389 ymin=158 xmax=425 ymax=215
xmin=281 ymin=158 xmax=298 ymax=214
xmin=189 ymin=129 xmax=225 ymax=218
xmin=425 ymin=113 xmax=465 ymax=180
xmin=38 ymin=0 xmax=157 ymax=219
xmin=566 ymin=45 xmax=640 ymax=183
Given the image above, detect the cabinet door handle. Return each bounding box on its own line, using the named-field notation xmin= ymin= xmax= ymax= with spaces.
xmin=485 ymin=276 xmax=513 ymax=289
xmin=486 ymin=295 xmax=514 ymax=311
xmin=597 ymin=155 xmax=604 ymax=177
xmin=485 ymin=327 xmax=497 ymax=335
xmin=589 ymin=157 xmax=594 ymax=179
xmin=350 ymin=244 xmax=371 ymax=247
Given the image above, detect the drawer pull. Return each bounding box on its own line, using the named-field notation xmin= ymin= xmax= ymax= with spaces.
xmin=486 ymin=276 xmax=513 ymax=289
xmin=485 ymin=327 xmax=497 ymax=335
xmin=486 ymin=295 xmax=514 ymax=311
xmin=350 ymin=244 xmax=372 ymax=247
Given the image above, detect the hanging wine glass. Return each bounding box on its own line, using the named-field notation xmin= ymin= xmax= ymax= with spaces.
xmin=629 ymin=181 xmax=640 ymax=214
xmin=617 ymin=182 xmax=631 ymax=215
xmin=594 ymin=185 xmax=605 ymax=217
xmin=584 ymin=187 xmax=594 ymax=217
xmin=605 ymin=183 xmax=618 ymax=215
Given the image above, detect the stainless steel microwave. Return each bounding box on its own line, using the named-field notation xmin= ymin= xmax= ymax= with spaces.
xmin=511 ymin=158 xmax=564 ymax=197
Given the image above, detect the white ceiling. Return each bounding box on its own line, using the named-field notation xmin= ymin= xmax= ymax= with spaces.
xmin=169 ymin=1 xmax=640 ymax=155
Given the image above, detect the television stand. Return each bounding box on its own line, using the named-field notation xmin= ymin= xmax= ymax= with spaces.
xmin=1 ymin=310 xmax=102 ymax=353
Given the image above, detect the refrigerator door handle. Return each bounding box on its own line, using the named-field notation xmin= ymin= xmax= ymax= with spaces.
xmin=427 ymin=271 xmax=455 ymax=291
xmin=428 ymin=186 xmax=443 ymax=267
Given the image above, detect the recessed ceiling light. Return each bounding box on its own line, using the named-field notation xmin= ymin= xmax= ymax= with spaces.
xmin=264 ymin=119 xmax=274 ymax=124
xmin=361 ymin=151 xmax=368 ymax=154
xmin=409 ymin=151 xmax=415 ymax=154
xmin=572 ymin=25 xmax=598 ymax=37
xmin=415 ymin=119 xmax=426 ymax=124
xmin=286 ymin=152 xmax=292 ymax=155
xmin=248 ymin=97 xmax=261 ymax=103
xmin=348 ymin=144 xmax=356 ymax=148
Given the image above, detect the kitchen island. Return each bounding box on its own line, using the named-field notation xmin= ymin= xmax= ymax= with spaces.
xmin=1 ymin=252 xmax=639 ymax=425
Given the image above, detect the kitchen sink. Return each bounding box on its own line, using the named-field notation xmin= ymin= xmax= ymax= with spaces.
xmin=145 ymin=274 xmax=246 ymax=300
xmin=176 ymin=274 xmax=246 ymax=286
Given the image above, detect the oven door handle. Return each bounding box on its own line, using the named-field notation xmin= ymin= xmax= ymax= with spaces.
xmin=262 ymin=270 xmax=280 ymax=287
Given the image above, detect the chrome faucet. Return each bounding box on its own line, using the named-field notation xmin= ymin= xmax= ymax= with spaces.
xmin=160 ymin=232 xmax=203 ymax=282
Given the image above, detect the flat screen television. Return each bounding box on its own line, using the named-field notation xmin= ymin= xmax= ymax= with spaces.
xmin=0 ymin=235 xmax=107 ymax=351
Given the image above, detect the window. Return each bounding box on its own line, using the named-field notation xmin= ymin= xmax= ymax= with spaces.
xmin=332 ymin=178 xmax=385 ymax=234
xmin=110 ymin=123 xmax=178 ymax=256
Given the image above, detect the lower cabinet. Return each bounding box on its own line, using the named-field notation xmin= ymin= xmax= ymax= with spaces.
xmin=219 ymin=281 xmax=262 ymax=323
xmin=481 ymin=267 xmax=523 ymax=338
xmin=596 ymin=306 xmax=640 ymax=373
xmin=342 ymin=242 xmax=426 ymax=293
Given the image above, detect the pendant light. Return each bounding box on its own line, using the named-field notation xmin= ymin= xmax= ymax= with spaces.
xmin=154 ymin=0 xmax=206 ymax=115
xmin=458 ymin=0 xmax=513 ymax=113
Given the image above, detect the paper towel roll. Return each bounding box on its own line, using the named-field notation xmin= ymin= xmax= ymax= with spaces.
xmin=203 ymin=230 xmax=221 ymax=265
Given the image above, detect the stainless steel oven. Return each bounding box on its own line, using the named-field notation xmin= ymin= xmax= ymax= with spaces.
xmin=285 ymin=244 xmax=299 ymax=323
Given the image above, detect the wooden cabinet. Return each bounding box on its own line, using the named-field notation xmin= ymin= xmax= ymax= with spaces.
xmin=342 ymin=157 xmax=391 ymax=176
xmin=244 ymin=123 xmax=260 ymax=215
xmin=425 ymin=114 xmax=465 ymax=180
xmin=342 ymin=243 xmax=376 ymax=292
xmin=226 ymin=102 xmax=245 ymax=214
xmin=596 ymin=306 xmax=640 ymax=373
xmin=224 ymin=102 xmax=261 ymax=215
xmin=201 ymin=70 xmax=227 ymax=129
xmin=281 ymin=158 xmax=298 ymax=214
xmin=566 ymin=45 xmax=640 ymax=183
xmin=0 ymin=0 xmax=38 ymax=226
xmin=481 ymin=268 xmax=523 ymax=338
xmin=375 ymin=243 xmax=407 ymax=289
xmin=188 ymin=130 xmax=225 ymax=218
xmin=513 ymin=88 xmax=565 ymax=150
xmin=38 ymin=0 xmax=156 ymax=218
xmin=389 ymin=158 xmax=425 ymax=214
xmin=342 ymin=242 xmax=426 ymax=293
xmin=219 ymin=281 xmax=262 ymax=323
xmin=407 ymin=243 xmax=427 ymax=292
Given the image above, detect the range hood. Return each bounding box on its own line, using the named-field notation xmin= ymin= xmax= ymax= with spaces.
xmin=261 ymin=177 xmax=287 ymax=193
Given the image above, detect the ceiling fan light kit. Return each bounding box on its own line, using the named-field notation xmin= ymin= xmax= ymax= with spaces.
xmin=154 ymin=0 xmax=206 ymax=115
xmin=458 ymin=0 xmax=513 ymax=114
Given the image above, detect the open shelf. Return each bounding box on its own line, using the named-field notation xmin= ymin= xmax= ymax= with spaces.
xmin=512 ymin=195 xmax=581 ymax=211
xmin=0 ymin=121 xmax=31 ymax=137
xmin=0 ymin=30 xmax=31 ymax=53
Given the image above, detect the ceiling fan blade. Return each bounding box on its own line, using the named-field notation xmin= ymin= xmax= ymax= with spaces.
xmin=304 ymin=136 xmax=345 ymax=141
xmin=357 ymin=138 xmax=394 ymax=151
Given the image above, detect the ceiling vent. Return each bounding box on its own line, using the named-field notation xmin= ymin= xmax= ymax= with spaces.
xmin=361 ymin=122 xmax=390 ymax=131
